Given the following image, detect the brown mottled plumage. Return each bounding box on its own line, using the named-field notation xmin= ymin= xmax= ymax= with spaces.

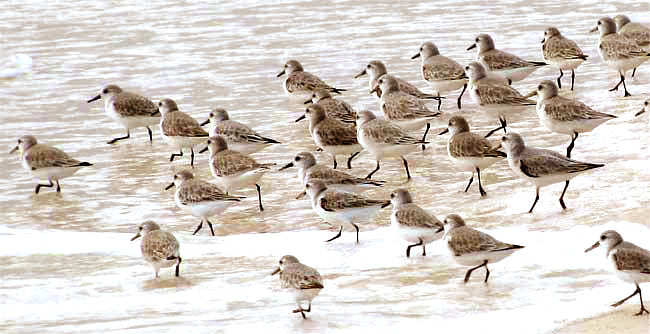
xmin=271 ymin=255 xmax=323 ymax=319
xmin=131 ymin=221 xmax=181 ymax=278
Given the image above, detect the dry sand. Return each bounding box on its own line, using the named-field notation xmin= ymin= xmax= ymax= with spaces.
xmin=553 ymin=305 xmax=650 ymax=333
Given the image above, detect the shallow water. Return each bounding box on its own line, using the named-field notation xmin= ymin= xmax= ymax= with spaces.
xmin=1 ymin=0 xmax=649 ymax=333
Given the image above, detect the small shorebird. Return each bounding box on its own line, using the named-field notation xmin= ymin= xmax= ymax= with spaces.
xmin=87 ymin=84 xmax=160 ymax=144
xmin=165 ymin=170 xmax=244 ymax=236
xmin=277 ymin=60 xmax=345 ymax=100
xmin=373 ymin=74 xmax=441 ymax=149
xmin=585 ymin=230 xmax=650 ymax=316
xmin=200 ymin=108 xmax=280 ymax=154
xmin=305 ymin=179 xmax=388 ymax=243
xmin=10 ymin=135 xmax=92 ymax=194
xmin=297 ymin=104 xmax=361 ymax=170
xmin=541 ymin=27 xmax=589 ymax=90
xmin=590 ymin=17 xmax=650 ymax=97
xmin=466 ymin=62 xmax=536 ymax=137
xmin=501 ymin=132 xmax=604 ymax=213
xmin=468 ymin=33 xmax=547 ymax=84
xmin=271 ymin=255 xmax=324 ymax=319
xmin=303 ymin=89 xmax=357 ymax=124
xmin=157 ymin=98 xmax=209 ymax=166
xmin=356 ymin=110 xmax=427 ymax=180
xmin=131 ymin=220 xmax=181 ymax=278
xmin=412 ymin=41 xmax=468 ymax=109
xmin=614 ymin=14 xmax=650 ymax=77
xmin=203 ymin=135 xmax=274 ymax=211
xmin=443 ymin=214 xmax=524 ymax=283
xmin=526 ymin=80 xmax=616 ymax=158
xmin=355 ymin=60 xmax=441 ymax=102
xmin=439 ymin=116 xmax=506 ymax=197
xmin=385 ymin=188 xmax=444 ymax=257
xmin=279 ymin=151 xmax=384 ymax=199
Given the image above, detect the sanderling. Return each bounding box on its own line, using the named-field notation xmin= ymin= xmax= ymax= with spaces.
xmin=87 ymin=84 xmax=160 ymax=144
xmin=526 ymin=80 xmax=616 ymax=158
xmin=585 ymin=230 xmax=650 ymax=316
xmin=467 ymin=33 xmax=547 ymax=84
xmin=200 ymin=108 xmax=280 ymax=155
xmin=303 ymin=89 xmax=357 ymax=124
xmin=412 ymin=41 xmax=468 ymax=109
xmin=373 ymin=74 xmax=441 ymax=149
xmin=466 ymin=62 xmax=536 ymax=137
xmin=356 ymin=110 xmax=427 ymax=180
xmin=277 ymin=60 xmax=345 ymax=100
xmin=271 ymin=255 xmax=324 ymax=319
xmin=279 ymin=151 xmax=384 ymax=199
xmin=165 ymin=170 xmax=244 ymax=236
xmin=439 ymin=116 xmax=506 ymax=197
xmin=131 ymin=220 xmax=181 ymax=278
xmin=355 ymin=60 xmax=441 ymax=102
xmin=614 ymin=14 xmax=650 ymax=77
xmin=591 ymin=17 xmax=650 ymax=97
xmin=297 ymin=104 xmax=361 ymax=170
xmin=442 ymin=214 xmax=524 ymax=283
xmin=384 ymin=188 xmax=444 ymax=257
xmin=305 ymin=179 xmax=388 ymax=243
xmin=157 ymin=98 xmax=209 ymax=166
xmin=500 ymin=132 xmax=604 ymax=213
xmin=541 ymin=27 xmax=589 ymax=90
xmin=203 ymin=136 xmax=274 ymax=211
xmin=636 ymin=98 xmax=649 ymax=117
xmin=10 ymin=135 xmax=92 ymax=194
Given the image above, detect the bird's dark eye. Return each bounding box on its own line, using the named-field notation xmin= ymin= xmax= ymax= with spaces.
xmin=158 ymin=102 xmax=162 ymax=106
xmin=420 ymin=47 xmax=423 ymax=51
xmin=538 ymin=85 xmax=543 ymax=90
xmin=305 ymin=184 xmax=310 ymax=188
xmin=645 ymin=101 xmax=648 ymax=106
xmin=366 ymin=64 xmax=371 ymax=68
xmin=502 ymin=136 xmax=507 ymax=141
xmin=173 ymin=175 xmax=178 ymax=179
xmin=295 ymin=156 xmax=301 ymax=161
xmin=390 ymin=193 xmax=395 ymax=198
xmin=598 ymin=21 xmax=601 ymax=25
xmin=600 ymin=235 xmax=606 ymax=240
xmin=102 ymin=89 xmax=108 ymax=94
xmin=475 ymin=38 xmax=479 ymax=42
xmin=379 ymin=79 xmax=383 ymax=84
xmin=465 ymin=66 xmax=470 ymax=70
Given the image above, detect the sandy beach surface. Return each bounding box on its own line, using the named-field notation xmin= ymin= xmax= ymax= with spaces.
xmin=554 ymin=305 xmax=650 ymax=334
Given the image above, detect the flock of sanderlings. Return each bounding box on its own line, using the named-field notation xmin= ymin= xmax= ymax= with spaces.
xmin=9 ymin=15 xmax=650 ymax=319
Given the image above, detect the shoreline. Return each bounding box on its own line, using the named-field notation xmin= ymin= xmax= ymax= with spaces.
xmin=552 ymin=305 xmax=650 ymax=334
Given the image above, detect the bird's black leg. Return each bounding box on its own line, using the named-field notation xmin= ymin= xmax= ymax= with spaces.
xmin=571 ymin=70 xmax=576 ymax=91
xmin=146 ymin=127 xmax=153 ymax=143
xmin=325 ymin=225 xmax=343 ymax=242
xmin=352 ymin=223 xmax=360 ymax=244
xmin=557 ymin=69 xmax=563 ymax=89
xmin=528 ymin=187 xmax=540 ymax=213
xmin=406 ymin=239 xmax=423 ymax=258
xmin=457 ymin=83 xmax=467 ymax=109
xmin=402 ymin=157 xmax=411 ymax=180
xmin=35 ymin=179 xmax=54 ymax=194
xmin=421 ymin=123 xmax=430 ymax=151
xmin=347 ymin=151 xmax=360 ymax=169
xmin=193 ymin=220 xmax=203 ymax=235
xmin=566 ymin=132 xmax=578 ymax=158
xmin=107 ymin=131 xmax=130 ymax=144
xmin=476 ymin=167 xmax=486 ymax=197
xmin=206 ymin=219 xmax=215 ymax=236
xmin=365 ymin=161 xmax=380 ymax=180
xmin=464 ymin=260 xmax=488 ymax=283
xmin=256 ymin=183 xmax=264 ymax=211
xmin=464 ymin=173 xmax=474 ymax=192
xmin=170 ymin=150 xmax=183 ymax=162
xmin=559 ymin=180 xmax=570 ymax=210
